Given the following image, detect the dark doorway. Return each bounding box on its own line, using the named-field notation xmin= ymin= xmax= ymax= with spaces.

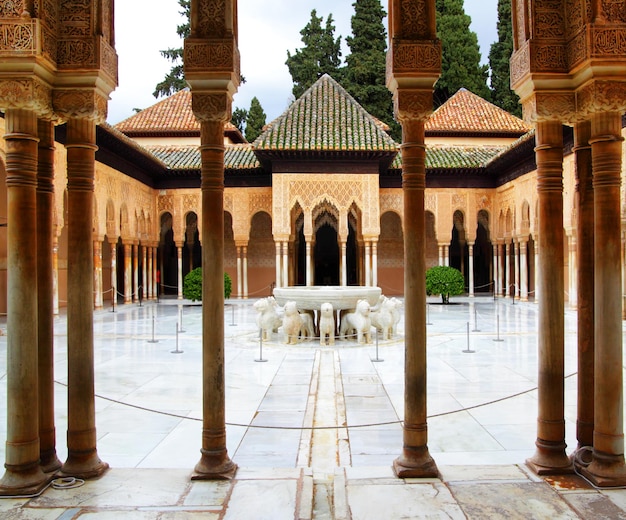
xmin=315 ymin=224 xmax=339 ymax=285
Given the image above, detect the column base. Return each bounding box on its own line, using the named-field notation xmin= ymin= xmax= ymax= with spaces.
xmin=0 ymin=462 xmax=53 ymax=497
xmin=526 ymin=440 xmax=574 ymax=475
xmin=393 ymin=447 xmax=439 ymax=479
xmin=192 ymin=449 xmax=238 ymax=480
xmin=60 ymin=452 xmax=109 ymax=480
xmin=40 ymin=449 xmax=63 ymax=474
xmin=579 ymin=450 xmax=626 ymax=488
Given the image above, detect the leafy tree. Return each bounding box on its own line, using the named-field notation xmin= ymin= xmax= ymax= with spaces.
xmin=231 ymin=107 xmax=248 ymax=134
xmin=488 ymin=0 xmax=522 ymax=117
xmin=153 ymin=0 xmax=190 ymax=98
xmin=244 ymin=97 xmax=267 ymax=142
xmin=285 ymin=9 xmax=343 ymax=99
xmin=426 ymin=265 xmax=465 ymax=303
xmin=343 ymin=0 xmax=401 ymax=141
xmin=435 ymin=0 xmax=490 ymax=106
xmin=182 ymin=268 xmax=233 ymax=301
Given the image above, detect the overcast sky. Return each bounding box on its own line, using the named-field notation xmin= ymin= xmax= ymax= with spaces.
xmin=108 ymin=0 xmax=499 ymax=125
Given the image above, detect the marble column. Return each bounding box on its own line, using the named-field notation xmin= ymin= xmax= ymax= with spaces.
xmin=282 ymin=241 xmax=289 ymax=287
xmin=504 ymin=242 xmax=510 ymax=297
xmin=152 ymin=246 xmax=158 ymax=299
xmin=493 ymin=242 xmax=500 ymax=296
xmin=132 ymin=243 xmax=139 ymax=303
xmin=142 ymin=244 xmax=147 ymax=302
xmin=365 ymin=242 xmax=371 ymax=286
xmin=393 ymin=116 xmax=438 ymax=478
xmin=37 ymin=119 xmax=62 ymax=474
xmin=53 ymin=234 xmax=59 ymax=315
xmin=468 ymin=243 xmax=474 ymax=297
xmin=438 ymin=244 xmax=444 ymax=266
xmin=177 ymin=243 xmax=183 ymax=299
xmin=306 ymin=239 xmax=312 ymax=286
xmin=242 ymin=245 xmax=248 ymax=298
xmin=147 ymin=245 xmax=153 ymax=301
xmin=236 ymin=246 xmax=242 ymax=298
xmin=110 ymin=241 xmax=117 ymax=308
xmin=372 ymin=241 xmax=378 ymax=287
xmin=275 ymin=242 xmax=282 ymax=289
xmin=444 ymin=245 xmax=449 ymax=266
xmin=93 ymin=239 xmax=103 ymax=310
xmin=192 ymin=116 xmax=236 ymax=480
xmin=582 ymin=112 xmax=626 ymax=486
xmin=520 ymin=238 xmax=528 ymax=301
xmin=0 ymin=109 xmax=50 ymax=495
xmin=123 ymin=242 xmax=132 ymax=304
xmin=568 ymin=235 xmax=577 ymax=308
xmin=572 ymin=120 xmax=594 ymax=454
xmin=61 ymin=117 xmax=108 ymax=478
xmin=514 ymin=241 xmax=520 ymax=300
xmin=526 ymin=120 xmax=572 ymax=475
xmin=341 ymin=241 xmax=347 ymax=286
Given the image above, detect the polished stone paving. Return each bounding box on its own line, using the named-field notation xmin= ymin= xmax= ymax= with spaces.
xmin=1 ymin=296 xmax=626 ymax=518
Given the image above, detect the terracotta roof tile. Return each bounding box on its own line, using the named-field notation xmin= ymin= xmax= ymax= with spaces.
xmin=426 ymin=88 xmax=530 ymax=136
xmin=253 ymin=74 xmax=398 ymax=152
xmin=114 ymin=89 xmax=241 ymax=138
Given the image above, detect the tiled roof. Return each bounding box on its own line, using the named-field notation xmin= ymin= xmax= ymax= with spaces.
xmin=426 ymin=88 xmax=530 ymax=136
xmin=253 ymin=74 xmax=398 ymax=152
xmin=389 ymin=145 xmax=508 ymax=170
xmin=114 ymin=89 xmax=242 ymax=139
xmin=145 ymin=144 xmax=260 ymax=171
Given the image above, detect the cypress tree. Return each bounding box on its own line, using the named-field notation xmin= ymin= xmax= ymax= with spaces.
xmin=285 ymin=10 xmax=342 ymax=99
xmin=488 ymin=0 xmax=522 ymax=117
xmin=343 ymin=0 xmax=400 ymax=141
xmin=435 ymin=0 xmax=491 ymax=106
xmin=153 ymin=0 xmax=190 ymax=98
xmin=245 ymin=97 xmax=267 ymax=142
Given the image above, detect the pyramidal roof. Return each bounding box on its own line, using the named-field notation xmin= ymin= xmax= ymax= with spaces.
xmin=253 ymin=74 xmax=398 ymax=153
xmin=114 ymin=89 xmax=243 ymax=140
xmin=426 ymin=88 xmax=530 ymax=136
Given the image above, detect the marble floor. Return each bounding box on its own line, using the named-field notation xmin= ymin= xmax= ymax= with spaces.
xmin=1 ymin=295 xmax=626 ymax=518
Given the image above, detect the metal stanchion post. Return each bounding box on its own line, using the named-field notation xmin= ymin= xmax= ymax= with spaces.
xmin=178 ymin=305 xmax=185 ymax=333
xmin=371 ymin=328 xmax=384 ymax=362
xmin=426 ymin=302 xmax=432 ymax=325
xmin=148 ymin=315 xmax=159 ymax=343
xmin=472 ymin=306 xmax=480 ymax=332
xmin=255 ymin=328 xmax=268 ymax=362
xmin=171 ymin=322 xmax=183 ymax=353
xmin=229 ymin=304 xmax=236 ymax=326
xmin=463 ymin=321 xmax=475 ymax=353
xmin=493 ymin=314 xmax=504 ymax=342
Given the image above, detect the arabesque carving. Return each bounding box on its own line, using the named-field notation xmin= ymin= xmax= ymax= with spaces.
xmin=0 ymin=2 xmax=21 ymax=17
xmin=577 ymin=81 xmax=626 ymax=115
xmin=198 ymin=0 xmax=227 ymax=39
xmin=0 ymin=21 xmax=36 ymax=53
xmin=192 ymin=93 xmax=231 ymax=122
xmin=391 ymin=42 xmax=441 ymax=72
xmin=53 ymin=89 xmax=107 ymax=122
xmin=399 ymin=0 xmax=428 ymax=38
xmin=592 ymin=27 xmax=626 ymax=55
xmin=394 ymin=89 xmax=433 ymax=122
xmin=57 ymin=38 xmax=95 ymax=67
xmin=0 ymin=78 xmax=53 ymax=117
xmin=58 ymin=0 xmax=92 ymax=38
xmin=184 ymin=40 xmax=235 ymax=70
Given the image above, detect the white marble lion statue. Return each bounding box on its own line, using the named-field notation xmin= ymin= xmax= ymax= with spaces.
xmin=282 ymin=300 xmax=314 ymax=344
xmin=253 ymin=297 xmax=282 ymax=341
xmin=370 ymin=296 xmax=395 ymax=340
xmin=339 ymin=299 xmax=372 ymax=344
xmin=319 ymin=302 xmax=335 ymax=346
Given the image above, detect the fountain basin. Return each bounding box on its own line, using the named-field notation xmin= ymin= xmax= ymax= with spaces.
xmin=273 ymin=286 xmax=382 ymax=311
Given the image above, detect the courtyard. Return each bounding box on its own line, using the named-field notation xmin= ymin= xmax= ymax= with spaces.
xmin=1 ymin=296 xmax=626 ymax=518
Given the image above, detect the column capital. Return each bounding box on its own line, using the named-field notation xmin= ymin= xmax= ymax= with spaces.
xmin=393 ymin=88 xmax=435 ymax=123
xmin=53 ymin=89 xmax=108 ymax=123
xmin=521 ymin=91 xmax=577 ymax=125
xmin=191 ymin=91 xmax=232 ymax=123
xmin=0 ymin=77 xmax=55 ymax=119
xmin=576 ymin=80 xmax=626 ymax=119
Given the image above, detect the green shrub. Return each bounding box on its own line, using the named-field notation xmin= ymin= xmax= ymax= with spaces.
xmin=182 ymin=268 xmax=233 ymax=301
xmin=426 ymin=265 xmax=465 ymax=304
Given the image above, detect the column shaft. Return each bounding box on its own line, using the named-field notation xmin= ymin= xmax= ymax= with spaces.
xmin=192 ymin=119 xmax=236 ymax=479
xmin=0 ymin=109 xmax=49 ymax=495
xmin=242 ymin=246 xmax=248 ymax=298
xmin=393 ymin=119 xmax=437 ymax=478
xmin=468 ymin=243 xmax=474 ymax=297
xmin=275 ymin=242 xmax=281 ymax=289
xmin=123 ymin=243 xmax=131 ymax=303
xmin=110 ymin=241 xmax=117 ymax=308
xmin=582 ymin=112 xmax=626 ymax=486
xmin=37 ymin=119 xmax=61 ymax=473
xmin=61 ymin=117 xmax=108 ymax=478
xmin=520 ymin=239 xmax=528 ymax=301
xmin=93 ymin=240 xmax=103 ymax=309
xmin=177 ymin=244 xmax=183 ymax=299
xmin=132 ymin=243 xmax=139 ymax=303
xmin=526 ymin=120 xmax=572 ymax=474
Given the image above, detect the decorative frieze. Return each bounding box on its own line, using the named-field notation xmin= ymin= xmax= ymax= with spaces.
xmin=184 ymin=39 xmax=237 ymax=71
xmin=566 ymin=30 xmax=587 ymax=69
xmin=577 ymin=81 xmax=626 ymax=116
xmin=58 ymin=0 xmax=92 ymax=38
xmin=390 ymin=41 xmax=441 ymax=73
xmin=57 ymin=38 xmax=96 ymax=68
xmin=197 ymin=0 xmax=227 ymax=39
xmin=53 ymin=88 xmax=107 ymax=122
xmin=399 ymin=0 xmax=429 ymax=39
xmin=394 ymin=89 xmax=434 ymax=122
xmin=158 ymin=195 xmax=174 ymax=214
xmin=533 ymin=42 xmax=568 ymax=72
xmin=592 ymin=27 xmax=626 ymax=56
xmin=0 ymin=20 xmax=36 ymax=53
xmin=0 ymin=77 xmax=53 ymax=116
xmin=0 ymin=1 xmax=21 ymax=17
xmin=192 ymin=92 xmax=231 ymax=122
